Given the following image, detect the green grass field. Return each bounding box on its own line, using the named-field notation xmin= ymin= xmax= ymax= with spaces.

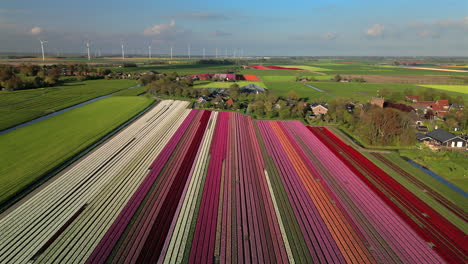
xmin=194 ymin=81 xmax=267 ymax=89
xmin=0 ymin=96 xmax=154 ymax=206
xmin=399 ymin=149 xmax=468 ymax=191
xmin=311 ymin=82 xmax=468 ymax=102
xmin=112 ymin=85 xmax=147 ymax=96
xmin=301 ymin=63 xmax=468 ymax=76
xmin=0 ymin=79 xmax=137 ymax=131
xmin=418 ymin=84 xmax=468 ymax=94
xmin=266 ymin=82 xmax=327 ymax=99
xmin=260 ymin=76 xmax=298 ymax=82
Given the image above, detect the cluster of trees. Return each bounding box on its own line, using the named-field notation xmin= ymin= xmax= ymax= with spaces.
xmin=0 ymin=64 xmax=106 ymax=91
xmin=333 ymin=74 xmax=366 ymax=82
xmin=316 ymin=99 xmax=415 ymax=146
xmin=144 ymin=72 xmax=207 ymax=98
xmin=197 ymin=59 xmax=235 ymax=65
xmin=0 ymin=65 xmax=60 ymax=91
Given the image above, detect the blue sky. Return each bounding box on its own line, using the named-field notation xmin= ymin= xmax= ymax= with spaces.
xmin=0 ymin=0 xmax=467 ymax=56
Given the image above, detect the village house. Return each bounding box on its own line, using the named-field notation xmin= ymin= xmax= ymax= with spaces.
xmin=412 ymin=99 xmax=450 ymax=118
xmin=417 ymin=129 xmax=467 ymax=149
xmin=310 ymin=104 xmax=329 ymax=116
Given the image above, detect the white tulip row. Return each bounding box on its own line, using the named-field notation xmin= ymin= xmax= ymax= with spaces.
xmin=0 ymin=100 xmax=191 ymax=264
xmin=161 ymin=111 xmax=218 ymax=264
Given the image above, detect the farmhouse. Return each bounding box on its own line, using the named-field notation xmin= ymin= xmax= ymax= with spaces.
xmin=310 ymin=104 xmax=329 ymax=116
xmin=418 ymin=129 xmax=467 ymax=149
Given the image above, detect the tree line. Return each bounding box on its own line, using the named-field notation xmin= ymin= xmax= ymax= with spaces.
xmin=0 ymin=64 xmax=104 ymax=91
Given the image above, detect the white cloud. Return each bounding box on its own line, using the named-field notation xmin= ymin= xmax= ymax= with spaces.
xmin=366 ymin=24 xmax=385 ymax=37
xmin=30 ymin=26 xmax=43 ymax=35
xmin=143 ymin=20 xmax=176 ymax=36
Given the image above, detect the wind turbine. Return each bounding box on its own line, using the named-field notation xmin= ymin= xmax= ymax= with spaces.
xmin=203 ymin=48 xmax=205 ymax=59
xmin=188 ymin=44 xmax=191 ymax=60
xmin=170 ymin=46 xmax=173 ymax=60
xmin=215 ymin=48 xmax=218 ymax=58
xmin=121 ymin=40 xmax=125 ymax=60
xmin=148 ymin=42 xmax=152 ymax=60
xmin=39 ymin=39 xmax=47 ymax=61
xmin=86 ymin=41 xmax=91 ymax=61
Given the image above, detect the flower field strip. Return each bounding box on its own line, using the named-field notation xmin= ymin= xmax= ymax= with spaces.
xmin=315 ymin=127 xmax=468 ymax=262
xmin=234 ymin=114 xmax=288 ymax=263
xmin=189 ymin=112 xmax=228 ymax=263
xmin=257 ymin=120 xmax=349 ymax=263
xmin=86 ymin=107 xmax=198 ymax=263
xmin=0 ymin=100 xmax=190 ymax=263
xmin=161 ymin=112 xmax=218 ymax=263
xmin=274 ymin=121 xmax=375 ymax=264
xmin=188 ymin=112 xmax=288 ymax=263
xmin=96 ymin=110 xmax=207 ymax=263
xmin=35 ymin=101 xmax=191 ymax=263
xmin=251 ymin=65 xmax=268 ymax=69
xmin=371 ymin=152 xmax=468 ymax=222
xmin=309 ymin=127 xmax=467 ymax=263
xmin=243 ymin=74 xmax=260 ymax=81
xmin=130 ymin=110 xmax=212 ymax=263
xmin=266 ymin=121 xmax=375 ymax=264
xmin=254 ymin=121 xmax=313 ymax=264
xmin=266 ymin=66 xmax=304 ymax=71
xmin=308 ymin=126 xmax=451 ymax=263
xmin=283 ymin=124 xmax=400 ymax=263
xmin=286 ymin=122 xmax=440 ymax=263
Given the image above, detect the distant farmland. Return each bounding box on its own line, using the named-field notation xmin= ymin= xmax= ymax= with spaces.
xmin=0 ymin=100 xmax=465 ymax=263
xmin=418 ymin=84 xmax=468 ymax=94
xmin=0 ymin=79 xmax=137 ymax=131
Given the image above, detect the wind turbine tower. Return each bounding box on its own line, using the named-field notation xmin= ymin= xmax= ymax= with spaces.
xmin=170 ymin=46 xmax=173 ymax=60
xmin=203 ymin=48 xmax=205 ymax=59
xmin=148 ymin=44 xmax=152 ymax=60
xmin=188 ymin=44 xmax=191 ymax=60
xmin=39 ymin=39 xmax=47 ymax=62
xmin=216 ymin=48 xmax=218 ymax=58
xmin=86 ymin=41 xmax=91 ymax=61
xmin=121 ymin=41 xmax=125 ymax=60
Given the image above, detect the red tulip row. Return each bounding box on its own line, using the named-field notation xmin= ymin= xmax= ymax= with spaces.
xmin=308 ymin=126 xmax=467 ymax=263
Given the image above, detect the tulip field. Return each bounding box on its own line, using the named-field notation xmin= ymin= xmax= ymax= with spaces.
xmin=0 ymin=100 xmax=466 ymax=264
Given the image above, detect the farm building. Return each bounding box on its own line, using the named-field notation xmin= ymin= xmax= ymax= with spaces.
xmin=311 ymin=104 xmax=329 ymax=116
xmin=418 ymin=129 xmax=467 ymax=149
